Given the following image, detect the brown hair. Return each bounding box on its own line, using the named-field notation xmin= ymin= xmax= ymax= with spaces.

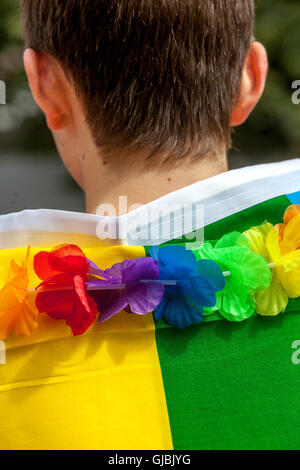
xmin=21 ymin=0 xmax=254 ymax=162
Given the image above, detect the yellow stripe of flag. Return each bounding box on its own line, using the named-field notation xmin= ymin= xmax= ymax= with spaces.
xmin=0 ymin=243 xmax=173 ymax=450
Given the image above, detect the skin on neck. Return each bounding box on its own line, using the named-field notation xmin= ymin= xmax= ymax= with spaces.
xmin=85 ymin=154 xmax=228 ymax=215
xmin=82 ymin=146 xmax=228 ymax=215
xmin=24 ymin=42 xmax=268 ymax=215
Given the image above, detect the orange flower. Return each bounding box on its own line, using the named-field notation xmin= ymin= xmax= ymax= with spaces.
xmin=278 ymin=204 xmax=300 ymax=247
xmin=0 ymin=248 xmax=38 ymax=340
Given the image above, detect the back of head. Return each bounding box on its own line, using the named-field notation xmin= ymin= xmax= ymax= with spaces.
xmin=21 ymin=0 xmax=254 ymax=163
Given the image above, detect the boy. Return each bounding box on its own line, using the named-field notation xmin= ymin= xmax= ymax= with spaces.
xmin=0 ymin=0 xmax=299 ymax=450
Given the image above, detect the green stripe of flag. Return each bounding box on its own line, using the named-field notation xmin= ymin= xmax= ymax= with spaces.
xmin=155 ymin=311 xmax=300 ymax=450
xmin=153 ymin=195 xmax=300 ymax=449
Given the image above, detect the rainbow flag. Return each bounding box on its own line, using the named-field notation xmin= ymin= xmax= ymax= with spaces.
xmin=0 ymin=160 xmax=299 ymax=450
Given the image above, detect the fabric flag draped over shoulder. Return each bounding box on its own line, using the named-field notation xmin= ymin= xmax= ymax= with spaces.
xmin=0 ymin=159 xmax=299 ymax=450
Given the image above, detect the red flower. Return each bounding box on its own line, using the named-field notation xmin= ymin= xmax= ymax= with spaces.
xmin=34 ymin=245 xmax=98 ymax=336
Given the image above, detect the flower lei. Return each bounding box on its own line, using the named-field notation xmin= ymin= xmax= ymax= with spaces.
xmin=0 ymin=205 xmax=299 ymax=339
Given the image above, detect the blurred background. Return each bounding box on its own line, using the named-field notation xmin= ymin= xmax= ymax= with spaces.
xmin=0 ymin=0 xmax=299 ymax=214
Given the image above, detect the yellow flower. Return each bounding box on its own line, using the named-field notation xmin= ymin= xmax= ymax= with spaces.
xmin=0 ymin=248 xmax=38 ymax=340
xmin=243 ymin=205 xmax=300 ymax=316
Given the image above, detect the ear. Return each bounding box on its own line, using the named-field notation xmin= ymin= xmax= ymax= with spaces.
xmin=23 ymin=48 xmax=71 ymax=130
xmin=231 ymin=42 xmax=268 ymax=126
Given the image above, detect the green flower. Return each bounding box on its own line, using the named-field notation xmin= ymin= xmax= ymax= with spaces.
xmin=193 ymin=232 xmax=272 ymax=322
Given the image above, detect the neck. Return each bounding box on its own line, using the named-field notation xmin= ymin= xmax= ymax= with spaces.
xmin=82 ymin=149 xmax=228 ymax=215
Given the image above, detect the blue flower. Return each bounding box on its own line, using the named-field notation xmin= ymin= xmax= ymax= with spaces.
xmin=149 ymin=246 xmax=225 ymax=329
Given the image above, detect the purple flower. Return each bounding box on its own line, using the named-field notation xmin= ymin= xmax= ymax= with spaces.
xmin=87 ymin=258 xmax=164 ymax=322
